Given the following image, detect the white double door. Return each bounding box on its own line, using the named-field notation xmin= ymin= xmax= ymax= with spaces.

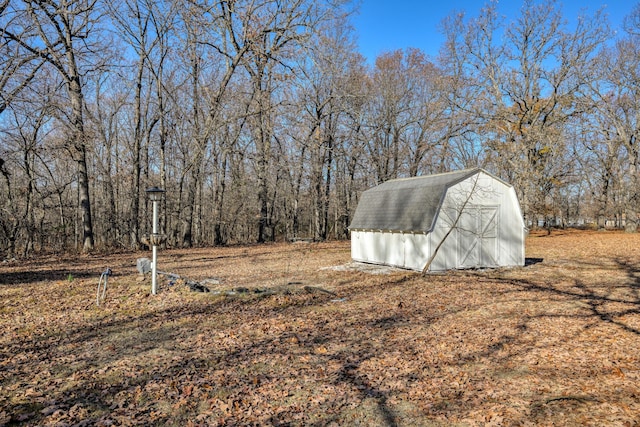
xmin=457 ymin=206 xmax=498 ymax=269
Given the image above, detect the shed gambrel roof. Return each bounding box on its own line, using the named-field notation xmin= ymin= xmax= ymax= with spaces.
xmin=349 ymin=168 xmax=487 ymax=233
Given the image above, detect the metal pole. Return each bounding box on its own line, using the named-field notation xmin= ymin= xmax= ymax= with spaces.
xmin=151 ymin=199 xmax=158 ymax=295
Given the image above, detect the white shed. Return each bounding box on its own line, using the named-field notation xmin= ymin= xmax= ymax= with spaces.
xmin=349 ymin=168 xmax=526 ymax=272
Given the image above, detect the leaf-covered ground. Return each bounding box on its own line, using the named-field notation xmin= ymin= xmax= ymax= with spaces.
xmin=1 ymin=230 xmax=639 ymax=426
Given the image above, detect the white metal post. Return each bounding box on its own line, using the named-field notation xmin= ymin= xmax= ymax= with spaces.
xmin=151 ymin=199 xmax=158 ymax=295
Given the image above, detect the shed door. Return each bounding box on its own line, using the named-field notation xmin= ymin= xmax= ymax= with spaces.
xmin=458 ymin=206 xmax=498 ymax=268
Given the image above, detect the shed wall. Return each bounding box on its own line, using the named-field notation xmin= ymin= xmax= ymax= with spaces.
xmin=351 ymin=231 xmax=431 ymax=271
xmin=431 ymin=173 xmax=525 ymax=270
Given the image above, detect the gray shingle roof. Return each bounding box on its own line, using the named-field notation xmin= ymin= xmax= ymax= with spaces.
xmin=348 ymin=168 xmax=482 ymax=232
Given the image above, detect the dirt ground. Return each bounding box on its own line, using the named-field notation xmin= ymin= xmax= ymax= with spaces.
xmin=1 ymin=230 xmax=639 ymax=426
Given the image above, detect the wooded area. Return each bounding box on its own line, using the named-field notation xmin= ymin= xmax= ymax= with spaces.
xmin=1 ymin=0 xmax=639 ymax=256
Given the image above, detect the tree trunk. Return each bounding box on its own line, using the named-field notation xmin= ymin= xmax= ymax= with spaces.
xmin=625 ymin=164 xmax=638 ymax=233
xmin=68 ymin=73 xmax=94 ymax=252
xmin=0 ymin=158 xmax=17 ymax=259
xmin=255 ymin=82 xmax=272 ymax=243
xmin=130 ymin=55 xmax=145 ymax=249
xmin=214 ymin=153 xmax=228 ymax=245
xmin=22 ymin=146 xmax=34 ymax=257
xmin=181 ymin=160 xmax=201 ymax=247
xmin=257 ymin=147 xmax=270 ymax=243
xmin=321 ymin=133 xmax=334 ymax=240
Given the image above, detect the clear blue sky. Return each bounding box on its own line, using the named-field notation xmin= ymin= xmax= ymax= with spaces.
xmin=352 ymin=0 xmax=634 ymax=62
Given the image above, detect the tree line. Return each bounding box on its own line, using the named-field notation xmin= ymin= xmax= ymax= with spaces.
xmin=1 ymin=0 xmax=639 ymax=257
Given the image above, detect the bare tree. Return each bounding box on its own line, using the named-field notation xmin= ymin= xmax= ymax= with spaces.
xmin=85 ymin=72 xmax=127 ymax=247
xmin=242 ymin=0 xmax=339 ymax=242
xmin=289 ymin=16 xmax=358 ymax=240
xmin=105 ymin=0 xmax=178 ymax=247
xmin=0 ymin=72 xmax=70 ymax=256
xmin=171 ymin=0 xmax=256 ymax=246
xmin=581 ymin=6 xmax=640 ymax=231
xmin=0 ymin=0 xmax=46 ymax=115
xmin=333 ymin=52 xmax=370 ymax=238
xmin=575 ymin=99 xmax=625 ymax=229
xmin=440 ymin=0 xmax=609 ymax=223
xmin=2 ymin=0 xmax=102 ymax=251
